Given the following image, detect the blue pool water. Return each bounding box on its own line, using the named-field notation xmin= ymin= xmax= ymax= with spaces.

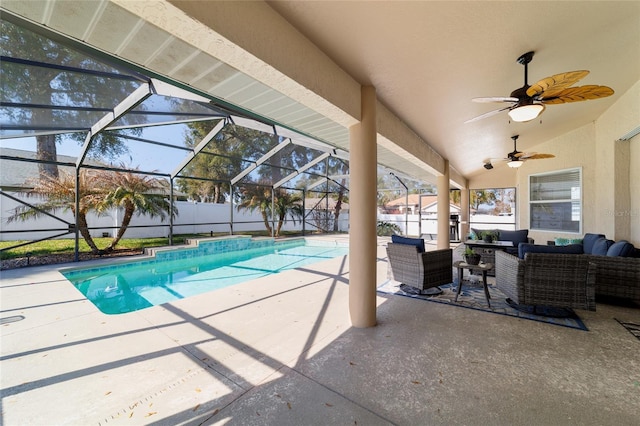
xmin=63 ymin=237 xmax=348 ymax=315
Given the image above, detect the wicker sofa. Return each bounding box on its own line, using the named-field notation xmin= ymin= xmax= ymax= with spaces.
xmin=386 ymin=236 xmax=452 ymax=294
xmin=495 ymin=250 xmax=596 ymax=311
xmin=500 ymin=233 xmax=640 ymax=303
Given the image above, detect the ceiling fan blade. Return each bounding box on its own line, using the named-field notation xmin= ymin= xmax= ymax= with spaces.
xmin=515 ymin=152 xmax=555 ymax=160
xmin=464 ymin=105 xmax=513 ymax=123
xmin=472 ymin=96 xmax=518 ymax=103
xmin=540 ymin=85 xmax=615 ymax=104
xmin=526 ymin=70 xmax=589 ymax=98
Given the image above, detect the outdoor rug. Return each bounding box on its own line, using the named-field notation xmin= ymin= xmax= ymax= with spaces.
xmin=377 ymin=279 xmax=588 ymax=331
xmin=615 ymin=319 xmax=640 ymax=341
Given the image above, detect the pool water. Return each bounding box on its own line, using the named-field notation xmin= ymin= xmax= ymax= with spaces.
xmin=63 ymin=238 xmax=348 ymax=315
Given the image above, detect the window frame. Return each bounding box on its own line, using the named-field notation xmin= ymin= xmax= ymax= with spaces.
xmin=529 ymin=167 xmax=582 ymax=234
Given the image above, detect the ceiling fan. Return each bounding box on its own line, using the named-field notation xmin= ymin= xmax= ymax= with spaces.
xmin=484 ymin=135 xmax=555 ymax=169
xmin=466 ymin=51 xmax=614 ymax=123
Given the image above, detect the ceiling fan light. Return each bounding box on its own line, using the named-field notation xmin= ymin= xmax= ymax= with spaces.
xmin=508 ymin=103 xmax=545 ymax=122
xmin=507 ymin=159 xmax=524 ymax=168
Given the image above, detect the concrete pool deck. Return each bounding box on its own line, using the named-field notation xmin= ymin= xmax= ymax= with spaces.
xmin=1 ymin=235 xmax=639 ymax=425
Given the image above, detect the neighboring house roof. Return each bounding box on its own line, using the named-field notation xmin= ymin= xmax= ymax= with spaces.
xmin=386 ymin=194 xmax=437 ymax=207
xmin=0 ymin=148 xmax=79 ymax=190
xmin=0 ymin=148 xmax=179 ymax=195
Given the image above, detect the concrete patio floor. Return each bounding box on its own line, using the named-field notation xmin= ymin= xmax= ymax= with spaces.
xmin=1 ymin=236 xmax=639 ymax=425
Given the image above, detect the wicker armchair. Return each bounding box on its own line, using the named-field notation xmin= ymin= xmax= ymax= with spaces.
xmin=386 ymin=243 xmax=453 ymax=293
xmin=495 ymin=250 xmax=596 ymax=311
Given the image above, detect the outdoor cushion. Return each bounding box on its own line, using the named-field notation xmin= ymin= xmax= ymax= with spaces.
xmin=606 ymin=240 xmax=635 ymax=257
xmin=518 ymin=243 xmax=583 ymax=259
xmin=582 ymin=233 xmax=606 ymax=254
xmin=591 ymin=237 xmax=614 ymax=256
xmin=391 ymin=235 xmax=425 ymax=252
xmin=470 ymin=228 xmax=484 ymax=240
xmin=499 ymin=229 xmax=529 ymax=246
xmin=555 ymin=237 xmax=584 ymax=246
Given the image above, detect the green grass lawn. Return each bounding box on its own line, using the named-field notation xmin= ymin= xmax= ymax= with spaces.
xmin=0 ymin=234 xmax=212 ymax=260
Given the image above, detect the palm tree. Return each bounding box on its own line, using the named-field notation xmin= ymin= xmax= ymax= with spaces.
xmin=272 ymin=190 xmax=304 ymax=237
xmin=7 ymin=170 xmax=105 ymax=253
xmin=237 ymin=184 xmax=275 ymax=235
xmin=97 ymin=170 xmax=175 ymax=252
xmin=236 ymin=184 xmax=303 ymax=237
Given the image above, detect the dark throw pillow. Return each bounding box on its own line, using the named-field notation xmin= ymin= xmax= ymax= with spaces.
xmin=606 ymin=240 xmax=635 ymax=257
xmin=591 ymin=237 xmax=614 ymax=256
xmin=518 ymin=243 xmax=583 ymax=259
xmin=391 ymin=235 xmax=425 ymax=253
xmin=582 ymin=233 xmax=606 ymax=254
xmin=498 ymin=229 xmax=529 ymax=246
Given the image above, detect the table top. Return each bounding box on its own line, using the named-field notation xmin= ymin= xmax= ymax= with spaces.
xmin=453 ymin=260 xmax=494 ymax=271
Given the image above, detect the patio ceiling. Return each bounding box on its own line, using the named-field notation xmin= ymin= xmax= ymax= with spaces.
xmin=1 ymin=1 xmax=638 ymax=183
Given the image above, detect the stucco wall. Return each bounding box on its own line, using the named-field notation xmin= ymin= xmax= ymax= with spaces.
xmin=596 ymin=79 xmax=640 ymax=243
xmin=631 ymin=132 xmax=640 ymax=244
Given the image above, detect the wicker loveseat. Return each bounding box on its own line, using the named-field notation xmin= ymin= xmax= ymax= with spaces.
xmin=495 ymin=250 xmax=596 ymax=311
xmin=386 ymin=236 xmax=452 ymax=294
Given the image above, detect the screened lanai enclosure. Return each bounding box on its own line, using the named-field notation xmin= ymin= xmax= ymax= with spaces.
xmin=0 ymin=13 xmax=425 ymax=262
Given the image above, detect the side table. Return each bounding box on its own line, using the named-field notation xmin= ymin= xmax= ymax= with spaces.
xmin=453 ymin=260 xmax=493 ymax=308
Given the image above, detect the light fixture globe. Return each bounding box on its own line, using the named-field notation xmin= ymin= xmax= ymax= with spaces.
xmin=507 ymin=159 xmax=524 ymax=168
xmin=508 ymin=102 xmax=545 ymax=122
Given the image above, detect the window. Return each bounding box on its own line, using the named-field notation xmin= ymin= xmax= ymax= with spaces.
xmin=469 ymin=188 xmax=517 ymax=230
xmin=529 ymin=168 xmax=581 ymax=233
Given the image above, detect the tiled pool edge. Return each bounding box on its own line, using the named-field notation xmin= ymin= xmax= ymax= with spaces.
xmin=60 ymin=235 xmax=348 ymax=279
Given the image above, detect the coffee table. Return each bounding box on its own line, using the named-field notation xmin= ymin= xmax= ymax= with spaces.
xmin=453 ymin=260 xmax=493 ymax=308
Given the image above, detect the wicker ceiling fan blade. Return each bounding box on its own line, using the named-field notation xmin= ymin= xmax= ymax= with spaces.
xmin=464 ymin=106 xmax=513 ymax=123
xmin=516 ymin=152 xmax=556 ymax=160
xmin=540 ymin=85 xmax=615 ymax=104
xmin=526 ymin=70 xmax=590 ymax=97
xmin=472 ymin=96 xmax=519 ymax=103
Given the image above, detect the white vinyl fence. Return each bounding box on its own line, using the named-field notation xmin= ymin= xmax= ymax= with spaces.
xmin=0 ymin=194 xmax=349 ymax=241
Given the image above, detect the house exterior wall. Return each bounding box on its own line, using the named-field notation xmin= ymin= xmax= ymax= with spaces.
xmin=469 ymin=79 xmax=640 ymax=246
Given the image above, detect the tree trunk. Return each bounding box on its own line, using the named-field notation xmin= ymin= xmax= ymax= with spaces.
xmin=77 ymin=212 xmax=100 ymax=254
xmin=261 ymin=211 xmax=272 ymax=236
xmin=276 ymin=214 xmax=285 ymax=237
xmin=36 ymin=134 xmax=59 ymax=180
xmin=107 ymin=205 xmax=134 ymax=251
xmin=333 ymin=184 xmax=345 ymax=232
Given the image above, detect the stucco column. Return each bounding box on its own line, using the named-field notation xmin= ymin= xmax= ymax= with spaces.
xmin=437 ymin=161 xmax=450 ymax=249
xmin=349 ymin=85 xmax=377 ymax=328
xmin=460 ymin=186 xmax=470 ymax=240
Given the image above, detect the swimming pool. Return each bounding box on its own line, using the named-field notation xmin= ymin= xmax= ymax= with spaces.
xmin=62 ymin=237 xmax=348 ymax=315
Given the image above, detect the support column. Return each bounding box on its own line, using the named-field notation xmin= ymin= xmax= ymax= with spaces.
xmin=349 ymin=85 xmax=377 ymax=328
xmin=437 ymin=161 xmax=450 ymax=250
xmin=460 ymin=186 xmax=470 ymax=241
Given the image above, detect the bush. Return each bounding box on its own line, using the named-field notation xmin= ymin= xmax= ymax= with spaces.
xmin=376 ymin=221 xmax=401 ymax=236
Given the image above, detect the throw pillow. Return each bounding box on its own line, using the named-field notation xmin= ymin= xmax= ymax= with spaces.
xmin=391 ymin=235 xmax=425 ymax=253
xmin=554 ymin=237 xmax=569 ymax=246
xmin=518 ymin=243 xmax=583 ymax=259
xmin=582 ymin=233 xmax=606 ymax=254
xmin=591 ymin=237 xmax=614 ymax=256
xmin=499 ymin=229 xmax=529 ymax=246
xmin=606 ymin=240 xmax=635 ymax=257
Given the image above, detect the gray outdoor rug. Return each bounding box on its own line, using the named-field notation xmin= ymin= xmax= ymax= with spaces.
xmin=377 ymin=279 xmax=588 ymax=331
xmin=615 ymin=319 xmax=640 ymax=340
